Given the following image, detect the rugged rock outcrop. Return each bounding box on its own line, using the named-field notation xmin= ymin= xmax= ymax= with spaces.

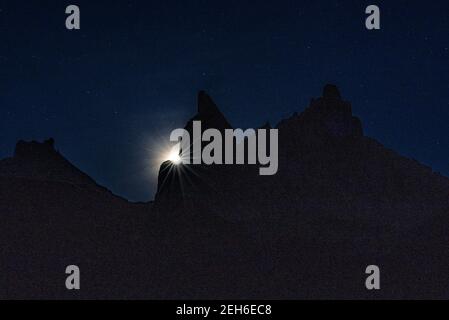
xmin=152 ymin=85 xmax=449 ymax=299
xmin=1 ymin=138 xmax=96 ymax=186
xmin=2 ymin=85 xmax=449 ymax=299
xmin=185 ymin=90 xmax=232 ymax=132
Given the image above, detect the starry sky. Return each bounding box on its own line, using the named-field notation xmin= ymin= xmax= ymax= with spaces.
xmin=1 ymin=0 xmax=449 ymax=201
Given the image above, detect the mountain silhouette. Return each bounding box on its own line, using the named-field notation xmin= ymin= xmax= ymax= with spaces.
xmin=2 ymin=85 xmax=449 ymax=299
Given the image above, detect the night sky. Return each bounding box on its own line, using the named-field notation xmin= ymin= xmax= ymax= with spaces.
xmin=1 ymin=0 xmax=449 ymax=201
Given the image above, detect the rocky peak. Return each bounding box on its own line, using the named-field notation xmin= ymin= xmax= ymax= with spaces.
xmin=14 ymin=138 xmax=57 ymax=159
xmin=186 ymin=91 xmax=232 ymax=132
xmin=322 ymin=84 xmax=342 ymax=100
xmin=278 ymin=84 xmax=363 ymax=139
xmin=198 ymin=91 xmax=220 ymax=116
xmin=2 ymin=138 xmax=96 ymax=186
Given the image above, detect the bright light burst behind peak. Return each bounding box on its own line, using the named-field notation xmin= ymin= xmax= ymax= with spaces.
xmin=166 ymin=143 xmax=182 ymax=164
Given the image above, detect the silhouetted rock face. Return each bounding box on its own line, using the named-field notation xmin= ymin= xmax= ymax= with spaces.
xmin=3 ymin=85 xmax=449 ymax=299
xmin=155 ymin=85 xmax=368 ymax=215
xmin=277 ymin=84 xmax=363 ymax=144
xmin=185 ymin=91 xmax=232 ymax=132
xmin=323 ymin=83 xmax=342 ymax=100
xmin=0 ymin=139 xmax=96 ymax=186
xmin=152 ymin=85 xmax=449 ymax=299
xmin=154 ymin=160 xmax=188 ymax=213
xmin=14 ymin=138 xmax=55 ymax=159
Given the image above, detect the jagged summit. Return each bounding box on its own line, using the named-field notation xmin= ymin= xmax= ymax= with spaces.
xmin=197 ymin=90 xmax=219 ymax=115
xmin=322 ymin=83 xmax=342 ymax=100
xmin=3 ymin=85 xmax=449 ymax=299
xmin=185 ymin=91 xmax=232 ymax=132
xmin=0 ymin=138 xmax=96 ymax=186
xmin=155 ymin=84 xmax=367 ymax=213
xmin=14 ymin=138 xmax=57 ymax=159
xmin=155 ymin=84 xmax=449 ymax=227
xmin=277 ymin=84 xmax=363 ymax=139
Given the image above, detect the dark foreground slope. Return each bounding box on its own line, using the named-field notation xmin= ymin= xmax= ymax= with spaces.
xmin=2 ymin=85 xmax=449 ymax=299
xmin=0 ymin=139 xmax=153 ymax=298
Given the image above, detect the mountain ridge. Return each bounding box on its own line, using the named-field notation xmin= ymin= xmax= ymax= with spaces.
xmin=2 ymin=84 xmax=449 ymax=299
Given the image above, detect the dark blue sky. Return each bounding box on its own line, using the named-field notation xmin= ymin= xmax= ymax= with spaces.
xmin=1 ymin=0 xmax=449 ymax=201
